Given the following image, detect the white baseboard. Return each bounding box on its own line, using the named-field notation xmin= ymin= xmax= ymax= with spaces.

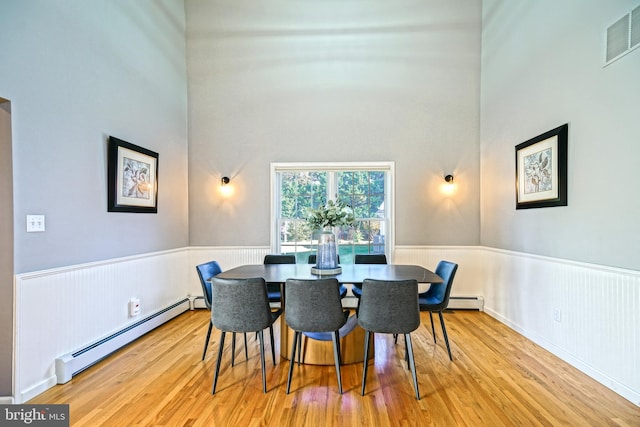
xmin=18 ymin=377 xmax=58 ymax=404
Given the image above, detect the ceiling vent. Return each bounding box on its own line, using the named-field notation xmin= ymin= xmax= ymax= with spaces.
xmin=605 ymin=5 xmax=640 ymax=65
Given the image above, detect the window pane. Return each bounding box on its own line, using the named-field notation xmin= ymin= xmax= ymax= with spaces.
xmin=351 ymin=219 xmax=386 ymax=255
xmin=337 ymin=170 xmax=385 ymax=220
xmin=276 ymin=166 xmax=388 ymax=264
xmin=279 ymin=219 xmax=314 ymax=263
xmin=370 ymin=195 xmax=385 ymax=218
xmin=280 ymin=172 xmax=326 ymax=219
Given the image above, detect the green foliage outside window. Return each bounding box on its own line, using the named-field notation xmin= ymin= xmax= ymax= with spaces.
xmin=278 ymin=169 xmax=387 ymax=263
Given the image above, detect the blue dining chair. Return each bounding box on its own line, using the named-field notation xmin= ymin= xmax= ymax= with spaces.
xmin=263 ymin=254 xmax=296 ymax=304
xmin=351 ymin=253 xmax=388 ymax=299
xmin=419 ymin=260 xmax=458 ymax=361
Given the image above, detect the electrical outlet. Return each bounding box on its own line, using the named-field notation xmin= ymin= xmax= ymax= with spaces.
xmin=26 ymin=214 xmax=46 ymax=232
xmin=129 ymin=298 xmax=141 ymax=317
xmin=553 ymin=308 xmax=562 ymax=322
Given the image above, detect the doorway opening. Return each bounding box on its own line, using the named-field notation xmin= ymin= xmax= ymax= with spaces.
xmin=0 ymin=97 xmax=14 ymax=399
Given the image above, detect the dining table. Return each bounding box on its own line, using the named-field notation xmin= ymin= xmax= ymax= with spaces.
xmin=214 ymin=263 xmax=443 ymax=365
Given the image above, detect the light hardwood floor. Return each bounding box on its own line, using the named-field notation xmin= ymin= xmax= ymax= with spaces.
xmin=29 ymin=309 xmax=640 ymax=426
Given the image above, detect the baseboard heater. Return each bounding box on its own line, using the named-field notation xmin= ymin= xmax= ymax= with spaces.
xmin=447 ymin=296 xmax=484 ymax=311
xmin=192 ymin=295 xmax=206 ymax=309
xmin=55 ymin=298 xmax=190 ymax=384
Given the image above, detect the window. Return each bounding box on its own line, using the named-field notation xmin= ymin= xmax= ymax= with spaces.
xmin=271 ymin=162 xmax=394 ymax=264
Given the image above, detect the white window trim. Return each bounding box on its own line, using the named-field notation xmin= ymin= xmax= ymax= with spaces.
xmin=270 ymin=161 xmax=396 ymax=261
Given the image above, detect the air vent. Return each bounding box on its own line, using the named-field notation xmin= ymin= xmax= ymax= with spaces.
xmin=605 ymin=4 xmax=640 ymax=65
xmin=606 ymin=15 xmax=630 ymax=62
xmin=632 ymin=5 xmax=640 ymax=48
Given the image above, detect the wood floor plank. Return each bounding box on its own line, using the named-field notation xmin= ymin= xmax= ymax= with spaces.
xmin=28 ymin=309 xmax=640 ymax=426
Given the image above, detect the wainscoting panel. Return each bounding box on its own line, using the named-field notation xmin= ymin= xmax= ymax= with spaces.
xmin=14 ymin=249 xmax=190 ymax=403
xmin=481 ymin=248 xmax=640 ymax=406
xmin=13 ymin=245 xmax=639 ymax=407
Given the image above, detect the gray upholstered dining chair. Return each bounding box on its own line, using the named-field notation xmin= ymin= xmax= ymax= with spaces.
xmin=307 ymin=254 xmax=348 ymax=298
xmin=263 ymin=254 xmax=296 ymax=304
xmin=358 ymin=278 xmax=421 ymax=400
xmin=419 ymin=260 xmax=458 ymax=361
xmin=210 ymin=276 xmax=282 ymax=394
xmin=195 ymin=260 xmax=248 ymax=363
xmin=285 ymin=278 xmax=350 ymax=395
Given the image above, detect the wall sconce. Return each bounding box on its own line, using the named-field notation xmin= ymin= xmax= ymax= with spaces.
xmin=441 ymin=174 xmax=456 ymax=196
xmin=219 ymin=176 xmax=234 ymax=198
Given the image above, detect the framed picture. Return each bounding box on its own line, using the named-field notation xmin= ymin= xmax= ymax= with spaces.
xmin=107 ymin=136 xmax=158 ymax=213
xmin=515 ymin=124 xmax=568 ymax=209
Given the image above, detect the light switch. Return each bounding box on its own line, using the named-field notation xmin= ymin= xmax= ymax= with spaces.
xmin=26 ymin=214 xmax=46 ymax=232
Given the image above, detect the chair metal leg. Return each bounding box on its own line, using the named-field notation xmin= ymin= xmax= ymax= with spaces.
xmin=212 ymin=331 xmax=226 ymax=394
xmin=231 ymin=332 xmax=236 ymax=367
xmin=404 ymin=336 xmax=409 ymax=369
xmin=286 ymin=331 xmax=300 ymax=394
xmin=331 ymin=331 xmax=343 ymax=395
xmin=269 ymin=325 xmax=277 ymax=365
xmin=202 ymin=320 xmax=213 ymax=360
xmin=297 ymin=334 xmax=303 ymax=365
xmin=429 ymin=312 xmax=436 ymax=343
xmin=244 ymin=333 xmax=248 ymax=361
xmin=361 ymin=330 xmax=371 ymax=396
xmin=438 ymin=311 xmax=453 ymax=361
xmin=405 ymin=333 xmax=420 ymax=400
xmin=257 ymin=330 xmax=267 ymax=393
xmin=335 ymin=331 xmax=342 ymax=366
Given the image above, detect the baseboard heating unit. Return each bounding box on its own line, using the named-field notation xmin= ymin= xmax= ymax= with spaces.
xmin=55 ymin=298 xmax=190 ymax=384
xmin=447 ymin=296 xmax=484 ymax=311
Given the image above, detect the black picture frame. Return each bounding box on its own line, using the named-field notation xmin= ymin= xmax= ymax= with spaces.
xmin=515 ymin=124 xmax=568 ymax=209
xmin=107 ymin=136 xmax=159 ymax=213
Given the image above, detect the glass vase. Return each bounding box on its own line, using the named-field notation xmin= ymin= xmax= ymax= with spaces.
xmin=316 ymin=229 xmax=338 ymax=269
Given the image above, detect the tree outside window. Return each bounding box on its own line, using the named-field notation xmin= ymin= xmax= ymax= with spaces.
xmin=275 ymin=166 xmax=389 ymax=264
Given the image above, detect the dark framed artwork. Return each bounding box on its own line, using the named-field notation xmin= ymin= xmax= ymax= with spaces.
xmin=515 ymin=124 xmax=568 ymax=209
xmin=107 ymin=136 xmax=158 ymax=213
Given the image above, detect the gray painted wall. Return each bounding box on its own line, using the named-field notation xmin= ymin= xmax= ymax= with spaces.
xmin=0 ymin=101 xmax=13 ymax=396
xmin=0 ymin=0 xmax=188 ymax=398
xmin=481 ymin=0 xmax=640 ymax=270
xmin=0 ymin=0 xmax=190 ymax=274
xmin=186 ymin=0 xmax=482 ymax=247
